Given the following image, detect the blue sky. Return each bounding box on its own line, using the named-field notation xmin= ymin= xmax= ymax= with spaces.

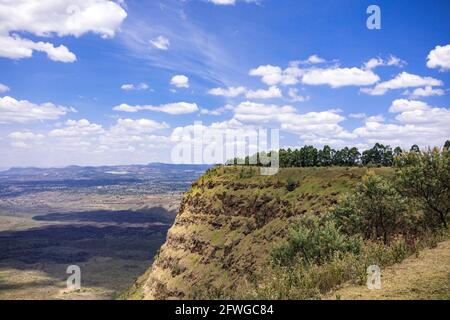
xmin=0 ymin=0 xmax=449 ymax=167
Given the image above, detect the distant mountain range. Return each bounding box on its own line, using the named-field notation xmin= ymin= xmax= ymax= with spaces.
xmin=0 ymin=163 xmax=212 ymax=182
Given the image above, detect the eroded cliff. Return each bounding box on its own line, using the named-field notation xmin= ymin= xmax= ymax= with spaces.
xmin=125 ymin=166 xmax=392 ymax=300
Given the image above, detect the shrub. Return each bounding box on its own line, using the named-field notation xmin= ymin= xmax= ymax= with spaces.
xmin=395 ymin=148 xmax=450 ymax=229
xmin=271 ymin=215 xmax=363 ymax=267
xmin=331 ymin=172 xmax=411 ymax=244
xmin=285 ymin=178 xmax=298 ymax=192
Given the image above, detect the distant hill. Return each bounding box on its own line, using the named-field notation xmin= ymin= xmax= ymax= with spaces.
xmin=0 ymin=163 xmax=212 ymax=181
xmin=0 ymin=163 xmax=212 ymax=198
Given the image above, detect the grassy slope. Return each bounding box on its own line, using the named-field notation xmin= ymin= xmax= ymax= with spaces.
xmin=126 ymin=166 xmax=393 ymax=299
xmin=326 ymin=239 xmax=450 ymax=300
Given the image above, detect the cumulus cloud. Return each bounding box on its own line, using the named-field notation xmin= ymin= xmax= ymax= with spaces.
xmin=110 ymin=118 xmax=169 ymax=134
xmin=233 ymin=101 xmax=296 ymax=123
xmin=208 ymin=0 xmax=260 ymax=5
xmin=0 ymin=96 xmax=75 ymax=124
xmin=113 ymin=102 xmax=199 ymax=115
xmin=280 ymin=110 xmax=355 ymax=143
xmin=0 ymin=0 xmax=127 ymax=62
xmin=200 ymin=104 xmax=234 ymax=116
xmin=5 ymin=117 xmax=172 ymax=164
xmin=352 ymin=99 xmax=450 ymax=148
xmin=303 ymin=55 xmax=326 ymax=64
xmin=246 ymin=86 xmax=282 ymax=99
xmin=49 ymin=119 xmax=104 ymax=137
xmin=389 ymin=99 xmax=431 ymax=113
xmin=121 ymin=83 xmax=149 ymax=91
xmin=208 ymin=86 xmax=247 ymax=97
xmin=361 ymin=72 xmax=443 ymax=96
xmin=8 ymin=130 xmax=45 ymax=149
xmin=302 ymin=67 xmax=380 ymax=88
xmin=9 ymin=131 xmax=45 ymax=141
xmin=0 ymin=83 xmax=10 ymax=93
xmin=249 ymin=64 xmax=304 ymax=86
xmin=404 ymin=86 xmax=445 ymax=98
xmin=150 ymin=36 xmax=170 ymax=50
xmin=250 ymin=62 xmax=380 ymax=88
xmin=349 ymin=113 xmax=367 ymax=119
xmin=170 ymin=75 xmax=190 ymax=88
xmin=0 ymin=34 xmax=77 ymax=62
xmin=427 ymin=44 xmax=450 ymax=71
xmin=288 ymin=88 xmax=309 ymax=102
xmin=363 ymin=55 xmax=405 ymax=70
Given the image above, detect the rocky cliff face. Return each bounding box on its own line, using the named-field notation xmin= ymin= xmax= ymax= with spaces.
xmin=125 ymin=166 xmax=391 ymax=300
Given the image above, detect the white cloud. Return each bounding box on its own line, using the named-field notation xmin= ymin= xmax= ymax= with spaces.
xmin=170 ymin=75 xmax=190 ymax=88
xmin=0 ymin=34 xmax=77 ymax=62
xmin=208 ymin=86 xmax=247 ymax=97
xmin=427 ymin=44 xmax=450 ymax=71
xmin=395 ymin=107 xmax=450 ymax=126
xmin=303 ymin=55 xmax=326 ymax=64
xmin=209 ymin=0 xmax=236 ymax=5
xmin=349 ymin=113 xmax=367 ymax=119
xmin=121 ymin=83 xmax=149 ymax=91
xmin=363 ymin=55 xmax=405 ymax=70
xmin=222 ymin=101 xmax=354 ymax=147
xmin=0 ymin=83 xmax=10 ymax=93
xmin=302 ymin=67 xmax=380 ymax=88
xmin=348 ymin=113 xmax=384 ymax=122
xmin=366 ymin=115 xmax=385 ymax=123
xmin=233 ymin=101 xmax=296 ymax=123
xmin=200 ymin=104 xmax=234 ymax=116
xmin=288 ymin=88 xmax=309 ymax=102
xmin=3 ymin=116 xmax=173 ymax=166
xmin=404 ymin=86 xmax=445 ymax=98
xmin=10 ymin=141 xmax=32 ymax=149
xmin=111 ymin=118 xmax=169 ymax=134
xmin=353 ymin=100 xmax=450 ymax=148
xmin=150 ymin=36 xmax=170 ymax=50
xmin=280 ymin=110 xmax=354 ymax=141
xmin=0 ymin=96 xmax=75 ymax=124
xmin=363 ymin=58 xmax=384 ymax=70
xmin=249 ymin=64 xmax=303 ymax=86
xmin=49 ymin=119 xmax=104 ymax=137
xmin=113 ymin=102 xmax=199 ymax=115
xmin=361 ymin=72 xmax=443 ymax=96
xmin=387 ymin=55 xmax=406 ymax=67
xmin=0 ymin=0 xmax=127 ymax=62
xmin=208 ymin=0 xmax=260 ymax=5
xmin=8 ymin=131 xmax=45 ymax=141
xmin=389 ymin=99 xmax=431 ymax=113
xmin=246 ymin=86 xmax=282 ymax=99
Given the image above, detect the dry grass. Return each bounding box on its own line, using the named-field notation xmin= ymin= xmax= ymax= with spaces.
xmin=326 ymin=239 xmax=450 ymax=300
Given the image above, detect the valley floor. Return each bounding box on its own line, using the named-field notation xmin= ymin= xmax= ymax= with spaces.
xmin=326 ymin=239 xmax=450 ymax=300
xmin=0 ymin=191 xmax=180 ymax=300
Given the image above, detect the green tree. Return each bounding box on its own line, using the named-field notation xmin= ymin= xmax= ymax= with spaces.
xmin=318 ymin=145 xmax=333 ymax=167
xmin=347 ymin=147 xmax=361 ymax=166
xmin=362 ymin=143 xmax=393 ymax=167
xmin=396 ymin=148 xmax=450 ymax=228
xmin=299 ymin=145 xmax=318 ymax=167
xmin=410 ymin=144 xmax=420 ymax=153
xmin=332 ymin=172 xmax=409 ymax=244
xmin=444 ymin=140 xmax=450 ymax=152
xmin=394 ymin=147 xmax=403 ymax=157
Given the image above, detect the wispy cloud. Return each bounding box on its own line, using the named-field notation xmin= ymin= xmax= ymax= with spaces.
xmin=119 ymin=1 xmax=241 ymax=86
